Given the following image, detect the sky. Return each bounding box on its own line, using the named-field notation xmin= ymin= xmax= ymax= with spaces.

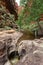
xmin=16 ymin=0 xmax=20 ymax=6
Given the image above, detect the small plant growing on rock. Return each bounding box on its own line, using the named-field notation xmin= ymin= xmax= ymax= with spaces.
xmin=0 ymin=5 xmax=18 ymax=30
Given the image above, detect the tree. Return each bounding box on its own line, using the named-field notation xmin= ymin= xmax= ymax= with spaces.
xmin=17 ymin=0 xmax=43 ymax=32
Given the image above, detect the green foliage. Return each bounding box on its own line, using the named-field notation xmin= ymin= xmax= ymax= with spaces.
xmin=29 ymin=23 xmax=39 ymax=31
xmin=20 ymin=0 xmax=28 ymax=6
xmin=17 ymin=0 xmax=43 ymax=32
xmin=30 ymin=0 xmax=43 ymax=21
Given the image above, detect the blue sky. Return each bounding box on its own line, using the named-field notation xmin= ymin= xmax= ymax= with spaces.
xmin=16 ymin=0 xmax=20 ymax=5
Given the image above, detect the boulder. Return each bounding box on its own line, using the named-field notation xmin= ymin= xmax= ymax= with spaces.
xmin=16 ymin=39 xmax=43 ymax=65
xmin=0 ymin=30 xmax=23 ymax=54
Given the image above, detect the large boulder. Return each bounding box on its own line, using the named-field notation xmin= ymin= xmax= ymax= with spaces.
xmin=0 ymin=30 xmax=23 ymax=54
xmin=16 ymin=39 xmax=43 ymax=65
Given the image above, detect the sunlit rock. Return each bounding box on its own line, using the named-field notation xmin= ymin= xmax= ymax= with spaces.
xmin=0 ymin=30 xmax=23 ymax=65
xmin=4 ymin=61 xmax=11 ymax=65
xmin=16 ymin=39 xmax=43 ymax=65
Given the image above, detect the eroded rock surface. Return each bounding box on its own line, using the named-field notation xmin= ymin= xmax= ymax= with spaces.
xmin=0 ymin=30 xmax=23 ymax=54
xmin=0 ymin=30 xmax=23 ymax=65
xmin=0 ymin=30 xmax=43 ymax=65
xmin=15 ymin=38 xmax=43 ymax=65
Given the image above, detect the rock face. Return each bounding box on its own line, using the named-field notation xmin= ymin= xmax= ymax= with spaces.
xmin=0 ymin=30 xmax=23 ymax=55
xmin=15 ymin=38 xmax=43 ymax=65
xmin=0 ymin=30 xmax=43 ymax=65
xmin=0 ymin=0 xmax=18 ymax=20
xmin=0 ymin=30 xmax=23 ymax=65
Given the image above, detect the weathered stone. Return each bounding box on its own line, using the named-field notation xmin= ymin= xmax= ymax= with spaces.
xmin=18 ymin=40 xmax=37 ymax=57
xmin=0 ymin=30 xmax=43 ymax=65
xmin=40 ymin=37 xmax=43 ymax=40
xmin=0 ymin=30 xmax=23 ymax=65
xmin=17 ymin=39 xmax=43 ymax=65
xmin=4 ymin=60 xmax=11 ymax=65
